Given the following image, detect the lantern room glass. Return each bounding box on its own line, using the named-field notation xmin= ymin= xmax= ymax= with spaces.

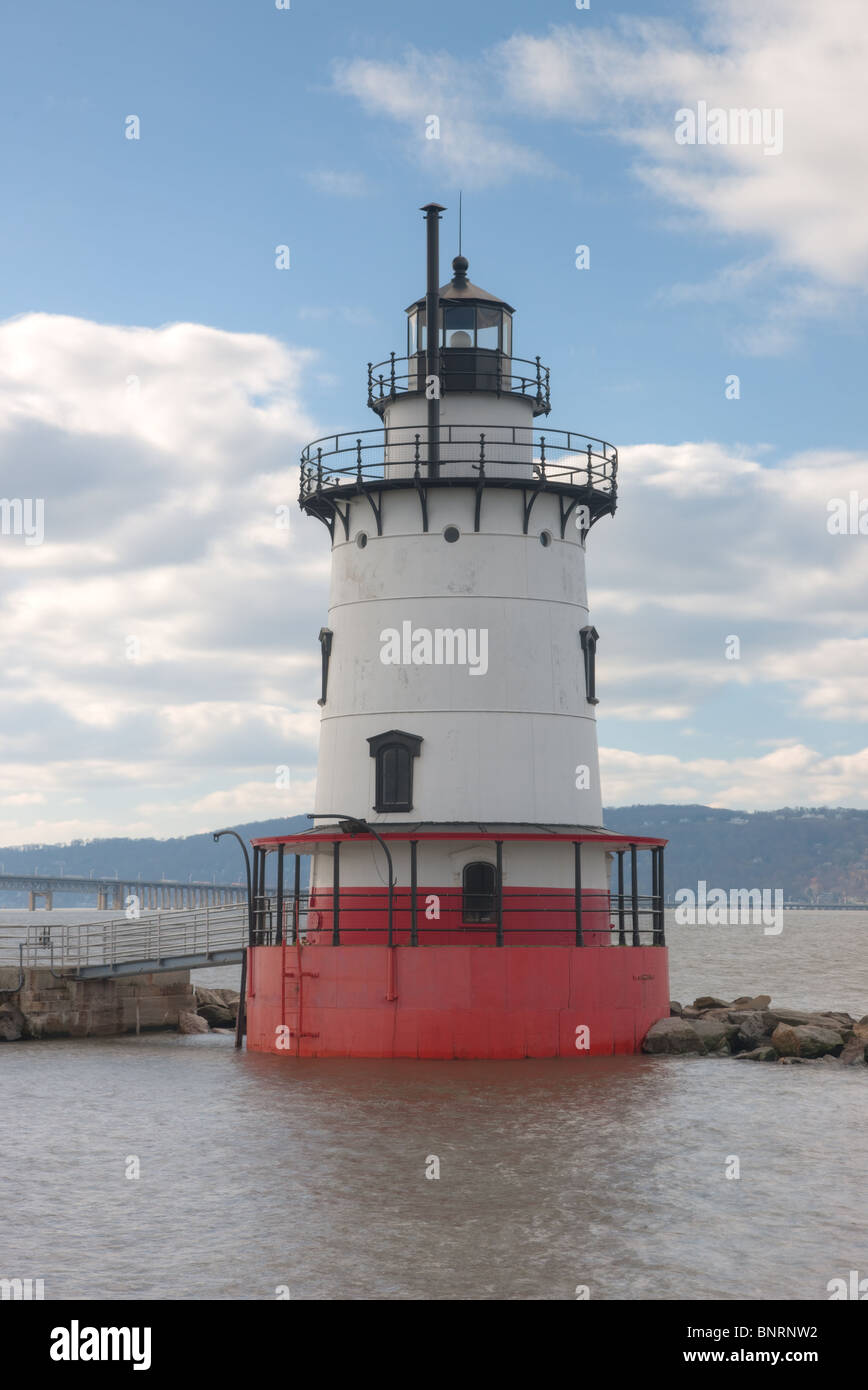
xmin=408 ymin=303 xmax=513 ymax=354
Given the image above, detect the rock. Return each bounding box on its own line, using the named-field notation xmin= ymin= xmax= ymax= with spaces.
xmin=0 ymin=1003 xmax=25 ymax=1041
xmin=693 ymin=996 xmax=730 ymax=1011
xmin=642 ymin=1017 xmax=706 ymax=1055
xmin=691 ymin=1017 xmax=740 ymax=1053
xmin=214 ymin=989 xmax=240 ymax=1009
xmin=197 ymin=1002 xmax=235 ymax=1027
xmin=734 ymin=1045 xmax=777 ymax=1061
xmin=771 ymin=1023 xmax=800 ymax=1056
xmin=178 ymin=1011 xmax=209 ymax=1035
xmin=838 ymin=1019 xmax=868 ymax=1066
xmin=731 ymin=994 xmax=771 ymax=1010
xmin=772 ymin=1022 xmax=843 ymax=1058
xmin=669 ymin=1001 xmax=683 ymax=1016
xmin=193 ymin=986 xmax=225 ymax=1008
xmin=767 ymin=1007 xmax=850 ymax=1031
xmin=680 ymin=1006 xmax=703 ymax=1019
xmin=777 ymin=1055 xmax=821 ymax=1065
xmin=730 ymin=1010 xmax=774 ymax=1052
xmin=212 ymin=1027 xmax=236 ymax=1035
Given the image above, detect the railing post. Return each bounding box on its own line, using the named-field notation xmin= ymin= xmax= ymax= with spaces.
xmin=495 ymin=840 xmax=504 ymax=947
xmin=630 ymin=843 xmax=640 ymax=946
xmin=293 ymin=854 xmax=301 ymax=946
xmin=332 ymin=840 xmax=340 ymax=946
xmin=276 ymin=844 xmax=285 ymax=947
xmin=656 ymin=847 xmax=666 ymax=947
xmin=410 ymin=839 xmax=418 ymax=947
xmin=574 ymin=840 xmax=583 ymax=946
xmin=617 ymin=850 xmax=626 ymax=946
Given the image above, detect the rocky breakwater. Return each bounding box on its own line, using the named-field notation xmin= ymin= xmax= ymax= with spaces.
xmin=177 ymin=985 xmax=241 ymax=1036
xmin=644 ymin=994 xmax=868 ymax=1066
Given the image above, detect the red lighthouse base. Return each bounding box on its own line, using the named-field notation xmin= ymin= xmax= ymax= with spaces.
xmin=245 ymin=944 xmax=669 ymax=1059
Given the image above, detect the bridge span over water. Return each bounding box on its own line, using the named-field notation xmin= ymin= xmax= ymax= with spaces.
xmin=0 ymin=873 xmax=246 ymax=912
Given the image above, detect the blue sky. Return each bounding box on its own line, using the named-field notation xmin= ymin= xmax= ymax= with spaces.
xmin=0 ymin=0 xmax=866 ymax=839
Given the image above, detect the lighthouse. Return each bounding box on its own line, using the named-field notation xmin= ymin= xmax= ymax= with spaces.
xmin=244 ymin=205 xmax=669 ymax=1058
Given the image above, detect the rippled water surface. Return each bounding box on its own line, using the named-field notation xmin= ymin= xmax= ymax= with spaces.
xmin=2 ymin=912 xmax=866 ymax=1300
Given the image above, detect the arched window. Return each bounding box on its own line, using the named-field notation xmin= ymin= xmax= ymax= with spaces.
xmin=462 ymin=861 xmax=496 ymax=923
xmin=367 ymin=730 xmax=422 ymax=813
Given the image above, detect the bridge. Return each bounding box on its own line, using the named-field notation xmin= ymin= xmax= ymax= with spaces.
xmin=0 ymin=873 xmax=246 ymax=912
xmin=0 ymin=902 xmax=254 ymax=980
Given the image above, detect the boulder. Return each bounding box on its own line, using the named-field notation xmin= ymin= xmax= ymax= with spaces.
xmin=197 ymin=1002 xmax=235 ymax=1027
xmin=178 ymin=1011 xmax=209 ymax=1035
xmin=730 ymin=1010 xmax=774 ymax=1052
xmin=838 ymin=1019 xmax=868 ymax=1066
xmin=734 ymin=1045 xmax=777 ymax=1061
xmin=642 ymin=1017 xmax=706 ymax=1055
xmin=731 ymin=994 xmax=771 ymax=1011
xmin=691 ymin=1017 xmax=740 ymax=1053
xmin=193 ymin=986 xmax=225 ymax=1009
xmin=214 ymin=989 xmax=240 ymax=1009
xmin=680 ymin=1006 xmax=703 ymax=1019
xmin=0 ymin=1003 xmax=25 ymax=1041
xmin=693 ymin=996 xmax=730 ymax=1011
xmin=767 ymin=1007 xmax=850 ymax=1032
xmin=772 ymin=1022 xmax=844 ymax=1058
xmin=669 ymin=1001 xmax=683 ymax=1016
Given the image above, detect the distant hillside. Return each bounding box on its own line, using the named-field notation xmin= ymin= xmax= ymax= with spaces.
xmin=0 ymin=817 xmax=309 ymax=906
xmin=602 ymin=805 xmax=868 ymax=903
xmin=2 ymin=806 xmax=868 ymax=904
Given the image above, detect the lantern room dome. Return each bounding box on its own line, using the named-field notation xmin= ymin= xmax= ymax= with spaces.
xmin=406 ymin=256 xmax=515 ymax=314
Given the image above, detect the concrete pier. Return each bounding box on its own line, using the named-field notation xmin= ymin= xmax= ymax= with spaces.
xmin=0 ymin=968 xmax=195 ymax=1040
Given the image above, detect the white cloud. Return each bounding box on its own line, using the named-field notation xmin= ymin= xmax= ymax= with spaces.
xmin=332 ymin=48 xmax=555 ymax=189
xmin=1 ymin=312 xmax=867 ymax=842
xmin=334 ymin=3 xmax=868 ymax=326
xmin=305 ymin=170 xmax=370 ymax=197
xmin=498 ymin=1 xmax=868 ymax=288
xmin=601 ymin=743 xmax=868 ymax=811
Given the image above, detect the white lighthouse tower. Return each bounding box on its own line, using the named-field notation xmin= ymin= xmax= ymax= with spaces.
xmin=246 ymin=205 xmax=668 ymax=1059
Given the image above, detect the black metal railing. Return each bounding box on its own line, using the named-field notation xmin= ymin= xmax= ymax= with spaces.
xmin=250 ymin=888 xmax=665 ymax=950
xmin=299 ymin=424 xmax=617 ymax=504
xmin=367 ymin=353 xmax=551 ymax=414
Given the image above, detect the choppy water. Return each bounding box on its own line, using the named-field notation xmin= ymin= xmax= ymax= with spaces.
xmin=1 ymin=911 xmax=866 ymax=1300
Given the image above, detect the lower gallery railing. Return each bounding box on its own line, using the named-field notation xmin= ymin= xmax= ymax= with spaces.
xmin=250 ymin=888 xmax=665 ymax=949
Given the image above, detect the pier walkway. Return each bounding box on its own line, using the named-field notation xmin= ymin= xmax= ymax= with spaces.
xmin=0 ymin=902 xmax=250 ymax=980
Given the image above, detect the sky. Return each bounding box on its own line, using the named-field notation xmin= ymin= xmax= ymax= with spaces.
xmin=0 ymin=0 xmax=866 ymax=842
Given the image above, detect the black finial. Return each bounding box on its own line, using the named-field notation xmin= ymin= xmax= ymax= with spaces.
xmin=452 ymin=254 xmax=469 ymax=288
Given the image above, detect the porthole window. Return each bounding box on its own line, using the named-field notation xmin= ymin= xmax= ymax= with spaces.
xmin=443 ymin=526 xmax=460 ymax=543
xmin=540 ymin=530 xmax=552 ymax=547
xmin=356 ymin=532 xmax=368 ymax=549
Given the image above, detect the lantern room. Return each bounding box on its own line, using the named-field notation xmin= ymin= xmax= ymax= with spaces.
xmin=368 ymin=253 xmax=550 ymax=416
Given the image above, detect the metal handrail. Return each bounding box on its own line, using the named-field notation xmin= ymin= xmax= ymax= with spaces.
xmin=299 ymin=423 xmax=617 ymax=502
xmin=367 ymin=352 xmax=551 ymax=413
xmin=0 ymin=900 xmax=251 ymax=973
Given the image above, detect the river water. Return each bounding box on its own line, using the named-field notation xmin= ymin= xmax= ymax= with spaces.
xmin=1 ymin=911 xmax=866 ymax=1300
